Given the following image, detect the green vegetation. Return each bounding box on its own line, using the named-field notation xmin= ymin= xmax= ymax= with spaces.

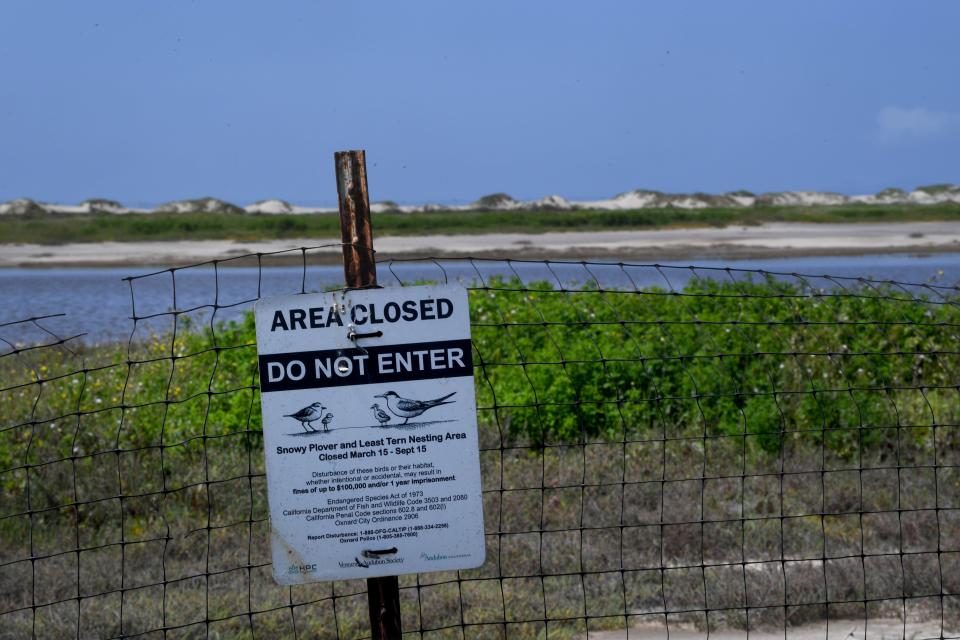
xmin=472 ymin=278 xmax=960 ymax=455
xmin=3 ymin=278 xmax=957 ymax=474
xmin=472 ymin=193 xmax=516 ymax=208
xmin=2 ymin=202 xmax=960 ymax=244
xmin=916 ymin=183 xmax=956 ymax=195
xmin=3 ymin=278 xmax=959 ymax=636
xmin=877 ymin=187 xmax=907 ymax=198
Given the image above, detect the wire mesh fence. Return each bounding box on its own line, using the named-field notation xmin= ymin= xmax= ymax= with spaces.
xmin=2 ymin=249 xmax=960 ymax=639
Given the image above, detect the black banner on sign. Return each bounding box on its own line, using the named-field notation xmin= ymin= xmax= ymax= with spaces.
xmin=258 ymin=339 xmax=473 ymax=393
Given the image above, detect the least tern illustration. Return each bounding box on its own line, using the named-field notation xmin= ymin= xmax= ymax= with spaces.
xmin=374 ymin=391 xmax=456 ymax=425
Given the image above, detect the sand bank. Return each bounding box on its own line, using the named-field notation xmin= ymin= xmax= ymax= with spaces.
xmin=3 ymin=222 xmax=960 ymax=267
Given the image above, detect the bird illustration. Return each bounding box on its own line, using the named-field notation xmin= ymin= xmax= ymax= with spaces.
xmin=374 ymin=391 xmax=456 ymax=425
xmin=370 ymin=403 xmax=392 ymax=426
xmin=321 ymin=413 xmax=334 ymax=432
xmin=284 ymin=402 xmax=326 ymax=431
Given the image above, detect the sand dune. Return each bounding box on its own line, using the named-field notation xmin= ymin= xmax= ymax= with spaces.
xmin=3 ymin=184 xmax=960 ymax=216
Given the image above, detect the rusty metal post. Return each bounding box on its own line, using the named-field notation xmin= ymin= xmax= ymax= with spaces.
xmin=366 ymin=573 xmax=403 ymax=640
xmin=334 ymin=149 xmax=402 ymax=640
xmin=335 ymin=150 xmax=377 ymax=289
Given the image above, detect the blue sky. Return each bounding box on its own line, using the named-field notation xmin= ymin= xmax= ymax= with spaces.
xmin=1 ymin=2 xmax=957 ymax=206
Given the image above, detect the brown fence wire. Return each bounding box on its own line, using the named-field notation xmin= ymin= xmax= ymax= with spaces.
xmin=2 ymin=248 xmax=960 ymax=639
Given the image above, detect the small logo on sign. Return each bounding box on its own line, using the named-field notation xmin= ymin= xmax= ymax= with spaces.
xmin=420 ymin=552 xmax=472 ymax=562
xmin=287 ymin=563 xmax=318 ymax=575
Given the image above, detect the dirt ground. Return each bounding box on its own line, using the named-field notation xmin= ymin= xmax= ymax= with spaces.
xmin=586 ymin=618 xmax=957 ymax=639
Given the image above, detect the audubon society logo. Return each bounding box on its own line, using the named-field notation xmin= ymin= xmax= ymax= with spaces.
xmin=421 ymin=552 xmax=471 ymax=562
xmin=341 ymin=556 xmax=405 ymax=569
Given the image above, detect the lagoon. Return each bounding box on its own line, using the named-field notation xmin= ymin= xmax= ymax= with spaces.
xmin=2 ymin=252 xmax=959 ymax=345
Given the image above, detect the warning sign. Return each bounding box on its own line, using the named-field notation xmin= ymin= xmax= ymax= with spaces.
xmin=254 ymin=284 xmax=486 ymax=584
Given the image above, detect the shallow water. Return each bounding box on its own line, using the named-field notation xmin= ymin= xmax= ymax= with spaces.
xmin=2 ymin=252 xmax=959 ymax=345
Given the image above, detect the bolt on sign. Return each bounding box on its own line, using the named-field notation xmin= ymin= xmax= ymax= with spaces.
xmin=254 ymin=284 xmax=486 ymax=583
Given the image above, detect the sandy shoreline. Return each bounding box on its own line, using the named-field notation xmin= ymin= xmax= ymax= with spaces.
xmin=2 ymin=222 xmax=960 ymax=268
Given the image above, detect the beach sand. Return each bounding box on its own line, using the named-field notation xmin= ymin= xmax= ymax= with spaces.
xmin=3 ymin=222 xmax=960 ymax=267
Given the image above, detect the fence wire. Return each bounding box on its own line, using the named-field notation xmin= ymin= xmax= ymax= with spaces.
xmin=2 ymin=248 xmax=960 ymax=639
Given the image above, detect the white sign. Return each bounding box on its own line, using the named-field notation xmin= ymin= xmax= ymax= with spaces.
xmin=254 ymin=284 xmax=485 ymax=584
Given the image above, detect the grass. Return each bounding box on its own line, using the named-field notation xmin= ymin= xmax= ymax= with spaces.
xmin=2 ymin=203 xmax=960 ymax=244
xmin=2 ymin=277 xmax=960 ymax=638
